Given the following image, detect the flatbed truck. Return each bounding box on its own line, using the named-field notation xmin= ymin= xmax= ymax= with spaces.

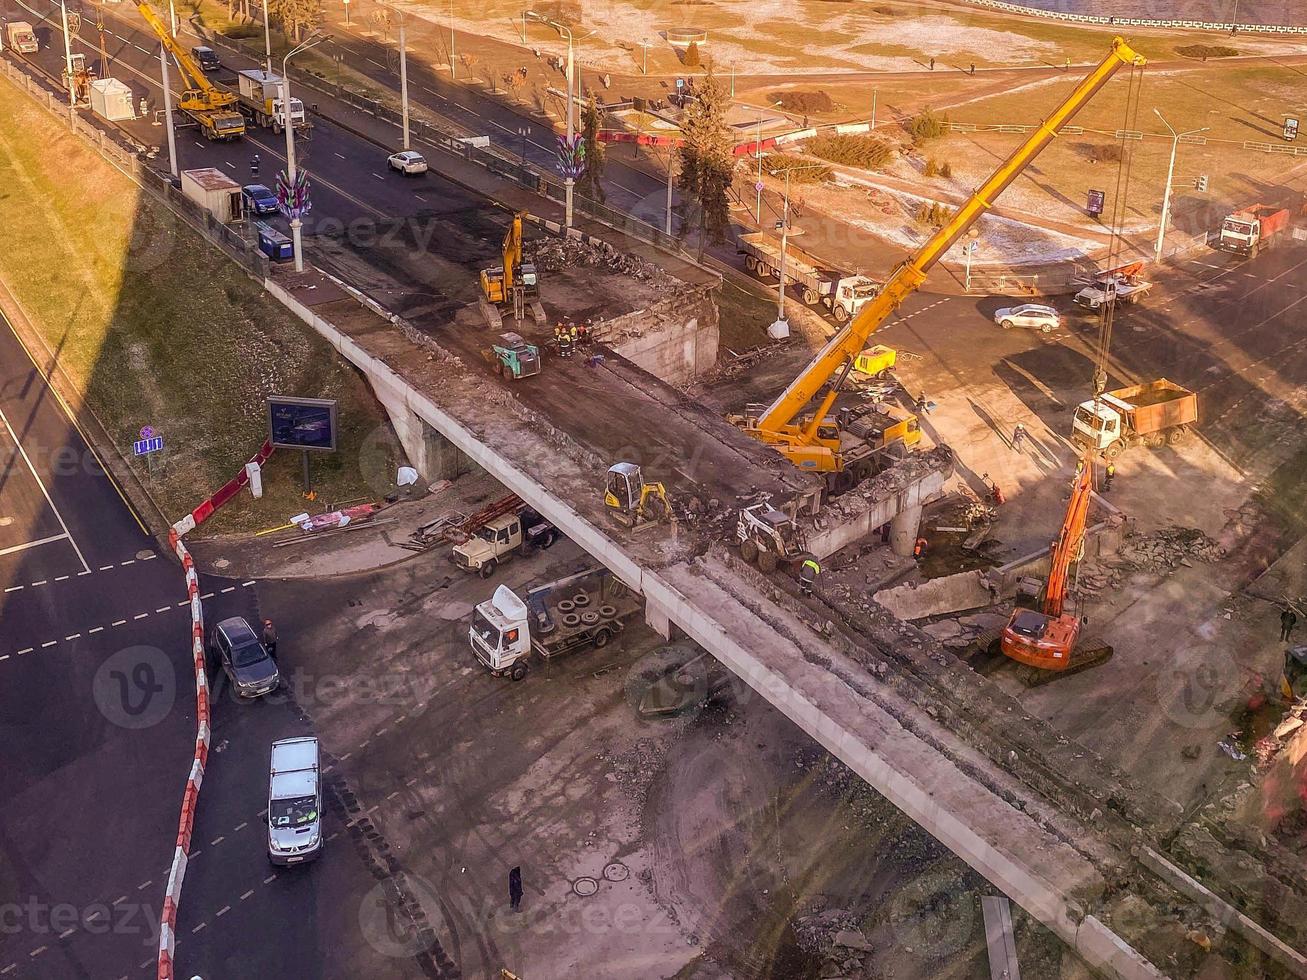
xmin=235 ymin=69 xmax=308 ymax=133
xmin=469 ymin=566 xmax=642 ymax=680
xmin=738 ymin=232 xmax=880 ymax=324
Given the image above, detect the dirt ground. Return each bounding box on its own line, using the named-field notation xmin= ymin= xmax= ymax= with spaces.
xmin=266 ymin=499 xmax=1077 ymax=978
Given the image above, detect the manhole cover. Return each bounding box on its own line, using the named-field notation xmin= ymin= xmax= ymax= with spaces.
xmin=136 ymin=549 xmax=154 ymax=561
xmin=212 ymin=557 xmax=230 ymax=569
xmin=603 ymin=863 xmax=629 ymax=882
xmin=0 ymin=516 xmax=13 ymax=527
xmin=572 ymin=876 xmax=599 ymax=897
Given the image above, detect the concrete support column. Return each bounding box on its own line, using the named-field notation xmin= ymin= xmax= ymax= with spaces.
xmin=890 ymin=503 xmax=923 ymax=558
xmin=645 ymin=597 xmax=673 ymax=640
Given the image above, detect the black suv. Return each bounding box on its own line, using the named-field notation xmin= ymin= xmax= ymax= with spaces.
xmin=192 ymin=46 xmax=221 ymax=72
xmin=209 ymin=616 xmax=280 ymax=698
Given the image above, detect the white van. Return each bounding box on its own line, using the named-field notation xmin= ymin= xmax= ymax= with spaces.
xmin=268 ymin=737 xmax=323 ymax=865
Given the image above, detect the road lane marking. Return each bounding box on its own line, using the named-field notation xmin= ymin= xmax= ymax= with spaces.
xmin=0 ymin=534 xmax=69 ymax=559
xmin=335 ymin=152 xmax=346 ymax=159
xmin=4 ymin=586 xmax=21 ymax=593
xmin=156 ymin=606 xmax=171 ymax=613
xmin=220 ymin=586 xmax=235 ymax=593
xmin=64 ymin=634 xmax=80 ymax=641
xmin=242 ymin=580 xmax=256 ymax=587
xmin=58 ymin=929 xmax=74 ymax=939
xmin=215 ymin=905 xmax=231 ymax=917
xmin=211 ymin=836 xmax=225 ymax=845
xmin=54 ymin=575 xmax=68 ymax=581
xmin=373 ymin=172 xmax=386 ymax=180
xmin=30 ymin=580 xmax=46 ymax=587
xmin=137 ymin=880 xmax=152 ymax=890
xmin=99 ymin=564 xmax=114 ymax=571
xmin=191 ymin=922 xmax=206 ymax=934
xmin=234 ymin=821 xmax=247 ymax=831
xmin=0 ymin=656 xmax=9 ymax=662
xmin=414 ymin=193 xmax=428 ymax=201
xmin=263 ymin=874 xmax=277 ymax=884
xmin=240 ymin=889 xmax=254 ymax=901
xmin=112 ymin=619 xmax=127 ymax=626
xmin=89 ymin=627 xmax=103 ymax=634
xmin=28 ymin=947 xmax=45 ymax=958
xmin=133 ymin=613 xmax=149 ymax=620
xmin=0 ymin=405 xmax=90 ymax=573
xmin=120 ymin=559 xmax=135 ymax=565
xmin=40 ymin=641 xmax=56 ymax=648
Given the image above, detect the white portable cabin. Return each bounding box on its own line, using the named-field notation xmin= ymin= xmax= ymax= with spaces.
xmin=180 ymin=167 xmax=243 ymax=223
xmin=89 ymin=78 xmax=135 ymax=122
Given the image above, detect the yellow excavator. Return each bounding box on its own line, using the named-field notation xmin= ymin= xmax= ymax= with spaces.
xmin=134 ymin=0 xmax=245 ymax=140
xmin=729 ymin=38 xmax=1145 ymax=489
xmin=604 ymin=462 xmax=670 ymax=528
xmin=480 ymin=212 xmax=544 ymax=329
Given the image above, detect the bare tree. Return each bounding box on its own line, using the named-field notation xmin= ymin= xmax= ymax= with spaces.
xmin=272 ymin=0 xmax=321 ymax=43
xmin=368 ymin=7 xmax=392 ymax=41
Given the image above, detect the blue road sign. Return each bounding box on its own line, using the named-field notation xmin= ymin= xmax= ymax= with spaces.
xmin=132 ymin=435 xmax=164 ymax=456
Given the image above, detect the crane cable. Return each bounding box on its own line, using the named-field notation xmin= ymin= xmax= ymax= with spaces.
xmin=1094 ymin=59 xmax=1145 ymax=399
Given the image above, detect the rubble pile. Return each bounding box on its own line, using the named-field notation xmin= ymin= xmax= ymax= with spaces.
xmin=792 ymin=902 xmax=878 ymax=979
xmin=601 ymin=737 xmax=666 ymax=807
xmin=921 ymin=611 xmax=1008 ymax=651
xmin=1077 ymin=525 xmax=1223 ymax=596
xmin=532 ymin=237 xmax=670 ymax=283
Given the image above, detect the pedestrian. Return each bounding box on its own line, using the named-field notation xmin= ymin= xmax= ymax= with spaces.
xmin=1065 ymin=56 xmax=1071 ymax=71
xmin=139 ymin=96 xmax=149 ymax=118
xmin=1281 ymin=607 xmax=1298 ymax=642
xmin=929 ymin=57 xmax=935 ymax=71
xmin=251 ymin=153 xmax=261 ymax=178
xmin=1103 ymin=462 xmax=1115 ymax=492
xmin=913 ymin=536 xmax=928 ymax=561
xmin=508 ymin=866 xmax=523 ymax=912
xmin=879 ymin=522 xmax=891 ymax=545
xmin=915 ymin=393 xmax=931 ymax=416
xmin=1012 ymin=422 xmax=1027 ymax=451
xmin=262 ymin=618 xmax=278 ymax=659
xmin=799 ymin=558 xmax=820 ymax=596
xmin=970 ymin=63 xmax=976 ymax=75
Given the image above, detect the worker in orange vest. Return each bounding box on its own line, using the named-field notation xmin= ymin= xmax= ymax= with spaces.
xmin=913 ymin=536 xmax=928 ymax=561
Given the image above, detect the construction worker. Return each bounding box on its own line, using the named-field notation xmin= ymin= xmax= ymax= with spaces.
xmin=251 ymin=153 xmax=261 ymax=179
xmin=569 ymin=324 xmax=579 ymax=349
xmin=1281 ymin=607 xmax=1298 ymax=642
xmin=559 ymin=326 xmax=573 ymax=359
xmin=1011 ymin=422 xmax=1027 ymax=451
xmin=1103 ymin=462 xmax=1115 ymax=492
xmin=799 ymin=558 xmax=820 ymax=596
xmin=138 ymin=96 xmax=149 ymax=119
xmin=913 ymin=536 xmax=928 ymax=561
xmin=915 ymin=392 xmax=931 ymax=416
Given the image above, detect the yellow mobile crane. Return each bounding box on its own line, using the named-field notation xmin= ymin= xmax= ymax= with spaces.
xmin=134 ymin=0 xmax=245 ymax=140
xmin=730 ymin=38 xmax=1144 ymax=483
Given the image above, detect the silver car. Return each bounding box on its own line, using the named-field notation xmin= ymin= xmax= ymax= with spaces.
xmin=994 ymin=303 xmax=1060 ymax=333
xmin=387 ymin=150 xmax=428 ymax=175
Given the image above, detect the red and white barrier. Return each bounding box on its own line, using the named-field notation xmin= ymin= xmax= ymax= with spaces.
xmin=157 ymin=440 xmax=273 ymax=980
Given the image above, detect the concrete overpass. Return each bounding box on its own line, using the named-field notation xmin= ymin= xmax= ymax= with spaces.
xmin=264 ymin=268 xmax=1183 ymax=978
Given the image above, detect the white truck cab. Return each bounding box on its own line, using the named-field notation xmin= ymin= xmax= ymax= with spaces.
xmin=470 ymin=585 xmax=531 ymax=679
xmin=268 ymin=737 xmax=322 ymax=866
xmin=1071 ymin=397 xmax=1124 ymax=452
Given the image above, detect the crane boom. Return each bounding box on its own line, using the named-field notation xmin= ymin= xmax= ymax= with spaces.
xmin=134 ymin=0 xmax=244 ymax=139
xmin=134 ymin=1 xmax=222 ymax=100
xmin=743 ymin=37 xmax=1144 ymax=469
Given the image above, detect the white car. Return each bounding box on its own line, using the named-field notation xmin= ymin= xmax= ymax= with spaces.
xmin=387 ymin=150 xmax=428 ymax=175
xmin=994 ymin=303 xmax=1060 ymax=333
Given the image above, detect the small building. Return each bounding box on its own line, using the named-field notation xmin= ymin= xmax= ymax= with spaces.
xmin=89 ymin=78 xmax=134 ymax=122
xmin=666 ymin=28 xmax=708 ymax=48
xmin=180 ymin=167 xmax=243 ymax=223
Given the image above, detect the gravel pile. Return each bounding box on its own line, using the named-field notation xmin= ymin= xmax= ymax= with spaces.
xmin=533 ymin=237 xmax=668 ymax=282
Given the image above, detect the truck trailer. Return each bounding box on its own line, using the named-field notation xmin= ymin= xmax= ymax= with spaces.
xmin=738 ymin=232 xmax=880 ymax=324
xmin=469 ymin=566 xmax=642 ymax=680
xmin=1217 ymin=204 xmax=1290 ymax=256
xmin=1070 ymin=379 xmax=1197 ymax=459
xmin=235 ymin=69 xmax=308 ymax=133
xmin=180 ymin=167 xmax=243 ymax=223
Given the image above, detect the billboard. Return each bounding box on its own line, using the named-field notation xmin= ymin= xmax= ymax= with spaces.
xmin=267 ymin=396 xmax=338 ymax=451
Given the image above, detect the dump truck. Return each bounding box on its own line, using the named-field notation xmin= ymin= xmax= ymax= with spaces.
xmin=1070 ymin=379 xmax=1197 ymax=459
xmin=452 ymin=504 xmax=558 ymax=578
xmin=1073 ymin=261 xmax=1152 ymax=311
xmin=5 ymin=22 xmax=38 ymax=54
xmin=1217 ymin=204 xmax=1290 ymax=256
xmin=738 ymin=232 xmax=881 ymax=324
xmin=469 ymin=566 xmax=642 ymax=680
xmin=235 ymin=69 xmax=307 ymax=132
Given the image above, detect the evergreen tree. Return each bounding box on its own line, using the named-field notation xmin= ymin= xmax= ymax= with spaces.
xmin=577 ymin=94 xmax=606 ymax=203
xmin=677 ymin=69 xmax=733 ymax=254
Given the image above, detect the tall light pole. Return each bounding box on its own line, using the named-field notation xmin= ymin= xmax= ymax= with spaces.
xmin=766 ymin=163 xmax=823 ymax=338
xmin=159 ymin=41 xmax=178 ymax=176
xmin=449 ymin=0 xmax=456 ymax=79
xmin=665 ymin=143 xmax=676 ymax=236
xmin=59 ymin=0 xmax=76 ymax=118
xmin=870 ymin=88 xmax=877 ymax=131
xmin=282 ymin=32 xmax=328 ymax=273
xmin=398 ymin=8 xmax=410 ymax=149
xmin=261 ymin=0 xmax=273 ymax=74
xmin=525 ymin=11 xmax=578 ymax=227
xmin=1153 ymin=108 xmax=1208 ymax=263
xmin=755 ymin=99 xmax=781 ymax=223
xmin=640 ymin=37 xmax=648 ymax=75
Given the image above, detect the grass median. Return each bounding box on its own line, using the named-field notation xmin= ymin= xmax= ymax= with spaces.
xmin=0 ymin=73 xmax=403 ymax=535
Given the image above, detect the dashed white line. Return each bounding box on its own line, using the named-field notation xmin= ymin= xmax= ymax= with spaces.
xmin=133 ymin=613 xmax=149 ymax=620
xmin=112 ymin=894 xmax=128 ymax=906
xmin=215 ymin=905 xmax=231 ymax=917
xmin=112 ymin=619 xmax=127 ymax=627
xmin=240 ymin=889 xmax=254 ymax=901
xmin=27 ymin=947 xmax=45 ymax=958
xmin=58 ymin=928 xmax=74 ymax=939
xmin=143 ymin=554 xmax=157 ymax=561
xmin=190 ymin=922 xmax=206 ymax=934
xmin=201 ymin=592 xmax=215 ymax=599
xmin=64 ymin=633 xmax=81 ymax=641
xmin=54 ymin=575 xmax=69 ymax=582
xmin=156 ymin=606 xmax=171 ymax=613
xmin=77 ymin=570 xmax=91 ymax=576
xmin=334 ymin=151 xmax=345 ymax=159
xmin=414 ymin=193 xmax=428 ymax=201
xmin=234 ymin=821 xmax=248 ymax=832
xmin=40 ymin=641 xmax=56 ymax=648
xmin=263 ymin=873 xmax=277 ymax=884
xmin=220 ymin=586 xmax=235 ymax=594
xmin=2 ymin=964 xmax=16 ymax=974
xmin=121 ymin=559 xmax=136 ymax=565
xmin=137 ymin=879 xmax=152 ymax=890
xmin=89 ymin=627 xmax=104 ymax=634
xmin=3 ymin=586 xmax=21 ymax=593
xmin=99 ymin=565 xmax=114 ymax=571
xmin=373 ymin=173 xmax=386 ymax=181
xmin=211 ymin=836 xmax=225 ymax=845
xmin=30 ymin=580 xmax=46 ymax=587
xmin=242 ymin=580 xmax=256 ymax=587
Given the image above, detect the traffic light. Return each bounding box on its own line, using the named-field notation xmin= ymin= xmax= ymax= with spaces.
xmin=1196 ymin=174 xmax=1209 ymax=193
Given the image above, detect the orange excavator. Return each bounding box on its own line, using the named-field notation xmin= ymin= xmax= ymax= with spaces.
xmin=998 ymin=456 xmax=1113 ymax=682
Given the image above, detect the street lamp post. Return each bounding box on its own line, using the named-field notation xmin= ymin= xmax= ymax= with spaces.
xmin=766 ymin=163 xmax=823 ymax=338
xmin=449 ymin=0 xmax=456 ymax=79
xmin=59 ymin=0 xmax=76 ymax=117
xmin=870 ymin=88 xmax=877 ymax=131
xmin=518 ymin=125 xmax=529 ymax=165
xmin=525 ymin=11 xmax=577 ymax=227
xmin=398 ymin=9 xmax=410 ymax=149
xmin=755 ymin=100 xmax=781 ymax=223
xmin=641 ymin=37 xmax=648 ymax=75
xmin=261 ymin=0 xmax=272 ymax=74
xmin=1153 ymin=108 xmax=1208 ymax=263
xmin=665 ymin=144 xmax=675 ymax=236
xmin=159 ymin=41 xmax=178 ymax=176
xmin=282 ymin=33 xmax=328 ymax=273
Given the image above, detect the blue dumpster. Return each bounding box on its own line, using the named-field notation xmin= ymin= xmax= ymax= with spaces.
xmin=255 ymin=222 xmax=294 ymax=262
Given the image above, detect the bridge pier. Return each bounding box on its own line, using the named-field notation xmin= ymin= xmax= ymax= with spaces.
xmin=375 ymin=389 xmax=478 ymax=482
xmin=645 ymin=597 xmax=674 ymax=640
xmin=890 ymin=503 xmax=923 ymax=558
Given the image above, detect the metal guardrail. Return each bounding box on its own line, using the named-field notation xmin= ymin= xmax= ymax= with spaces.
xmin=958 ymin=0 xmax=1307 ymax=35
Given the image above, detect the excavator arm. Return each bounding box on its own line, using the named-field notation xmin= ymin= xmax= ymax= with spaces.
xmin=747 ymin=37 xmax=1144 ymax=461
xmin=1043 ymin=460 xmax=1094 ymax=618
xmin=502 ymin=213 xmax=523 ymax=293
